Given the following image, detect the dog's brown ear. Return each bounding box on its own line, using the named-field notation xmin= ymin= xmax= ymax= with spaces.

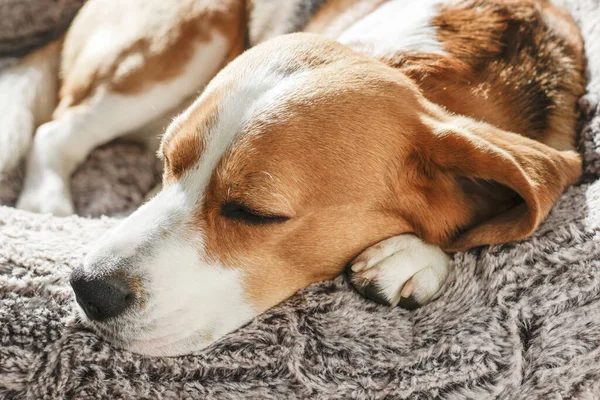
xmin=408 ymin=115 xmax=581 ymax=252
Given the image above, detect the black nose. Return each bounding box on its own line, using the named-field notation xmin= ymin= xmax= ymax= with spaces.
xmin=70 ymin=268 xmax=135 ymax=321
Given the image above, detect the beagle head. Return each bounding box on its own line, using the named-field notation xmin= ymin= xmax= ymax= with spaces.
xmin=71 ymin=33 xmax=581 ymax=356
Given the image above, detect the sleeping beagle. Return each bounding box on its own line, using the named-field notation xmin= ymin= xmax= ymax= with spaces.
xmin=6 ymin=0 xmax=584 ymax=356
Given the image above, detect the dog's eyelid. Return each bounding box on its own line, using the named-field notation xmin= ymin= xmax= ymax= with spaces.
xmin=220 ymin=201 xmax=290 ymax=225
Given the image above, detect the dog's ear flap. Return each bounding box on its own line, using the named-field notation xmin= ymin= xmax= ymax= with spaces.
xmin=410 ymin=116 xmax=581 ymax=252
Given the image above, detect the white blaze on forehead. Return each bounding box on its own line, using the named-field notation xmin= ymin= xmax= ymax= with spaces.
xmin=163 ymin=57 xmax=311 ymax=195
xmin=338 ymin=0 xmax=447 ymax=58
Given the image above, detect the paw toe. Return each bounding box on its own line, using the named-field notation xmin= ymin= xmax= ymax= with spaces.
xmin=346 ymin=267 xmax=425 ymax=309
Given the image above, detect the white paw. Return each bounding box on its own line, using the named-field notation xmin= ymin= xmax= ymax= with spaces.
xmin=17 ymin=172 xmax=74 ymax=216
xmin=347 ymin=234 xmax=450 ymax=309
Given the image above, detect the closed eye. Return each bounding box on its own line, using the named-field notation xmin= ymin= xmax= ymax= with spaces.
xmin=221 ymin=202 xmax=290 ymax=225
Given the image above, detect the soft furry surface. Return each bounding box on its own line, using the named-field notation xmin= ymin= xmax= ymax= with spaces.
xmin=2 ymin=0 xmax=600 ymax=398
xmin=0 ymin=0 xmax=85 ymax=58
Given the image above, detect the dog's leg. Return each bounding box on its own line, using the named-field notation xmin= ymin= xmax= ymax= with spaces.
xmin=17 ymin=88 xmax=171 ymax=215
xmin=347 ymin=234 xmax=450 ymax=309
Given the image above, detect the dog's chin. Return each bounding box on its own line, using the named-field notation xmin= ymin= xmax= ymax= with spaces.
xmin=72 ymin=305 xmax=214 ymax=357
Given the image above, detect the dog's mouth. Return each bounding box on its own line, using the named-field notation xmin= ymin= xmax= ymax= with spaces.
xmin=71 ymin=301 xmax=130 ymax=344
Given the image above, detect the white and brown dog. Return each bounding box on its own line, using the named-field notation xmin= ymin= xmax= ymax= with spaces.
xmin=0 ymin=0 xmax=585 ymax=356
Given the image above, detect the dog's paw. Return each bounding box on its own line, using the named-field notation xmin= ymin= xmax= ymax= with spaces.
xmin=347 ymin=234 xmax=450 ymax=309
xmin=17 ymin=173 xmax=74 ymax=216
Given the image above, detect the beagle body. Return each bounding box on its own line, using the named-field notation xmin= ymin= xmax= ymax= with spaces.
xmin=7 ymin=0 xmax=584 ymax=355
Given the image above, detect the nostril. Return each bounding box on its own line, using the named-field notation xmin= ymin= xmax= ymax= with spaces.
xmin=70 ymin=268 xmax=136 ymax=321
xmin=84 ymin=301 xmax=100 ymax=318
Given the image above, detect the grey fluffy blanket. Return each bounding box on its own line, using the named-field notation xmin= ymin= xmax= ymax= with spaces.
xmin=2 ymin=0 xmax=600 ymax=398
xmin=0 ymin=0 xmax=85 ymax=58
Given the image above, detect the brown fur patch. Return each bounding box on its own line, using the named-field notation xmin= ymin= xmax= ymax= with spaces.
xmin=59 ymin=0 xmax=246 ymax=107
xmin=362 ymin=0 xmax=585 ymax=150
xmin=401 ymin=111 xmax=582 ymax=250
xmin=161 ymin=91 xmax=222 ymax=180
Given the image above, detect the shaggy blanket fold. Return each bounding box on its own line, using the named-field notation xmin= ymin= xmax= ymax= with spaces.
xmin=1 ymin=0 xmax=600 ymax=398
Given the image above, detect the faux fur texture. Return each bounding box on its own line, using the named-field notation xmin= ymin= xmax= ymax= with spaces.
xmin=0 ymin=0 xmax=85 ymax=58
xmin=1 ymin=0 xmax=600 ymax=398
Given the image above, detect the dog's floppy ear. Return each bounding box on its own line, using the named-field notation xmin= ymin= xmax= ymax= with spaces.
xmin=408 ymin=115 xmax=581 ymax=252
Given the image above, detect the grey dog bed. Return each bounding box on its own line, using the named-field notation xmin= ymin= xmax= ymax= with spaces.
xmin=2 ymin=0 xmax=600 ymax=398
xmin=0 ymin=0 xmax=85 ymax=58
